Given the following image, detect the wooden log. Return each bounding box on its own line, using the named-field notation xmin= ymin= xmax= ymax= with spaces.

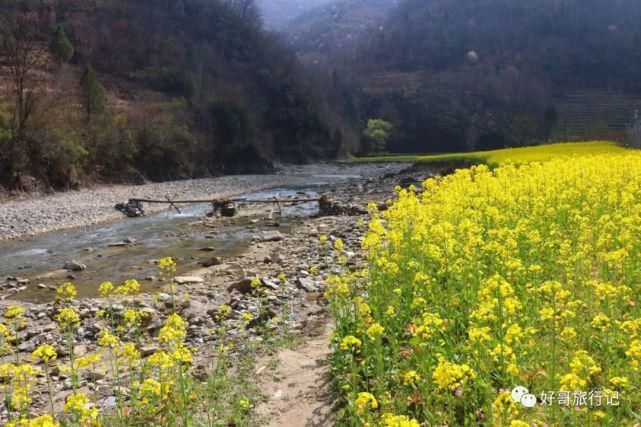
xmin=129 ymin=197 xmax=321 ymax=204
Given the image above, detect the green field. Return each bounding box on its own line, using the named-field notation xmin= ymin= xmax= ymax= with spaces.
xmin=349 ymin=141 xmax=630 ymax=166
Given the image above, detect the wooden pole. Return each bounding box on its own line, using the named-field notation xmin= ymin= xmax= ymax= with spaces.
xmin=165 ymin=196 xmax=181 ymax=214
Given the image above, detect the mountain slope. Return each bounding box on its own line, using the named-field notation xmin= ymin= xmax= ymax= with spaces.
xmin=284 ymin=0 xmax=398 ymax=65
xmin=0 ymin=0 xmax=355 ymax=188
xmin=347 ymin=0 xmax=641 ymax=153
xmin=257 ymin=0 xmax=334 ymax=29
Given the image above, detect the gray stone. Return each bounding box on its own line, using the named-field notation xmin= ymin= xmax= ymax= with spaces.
xmin=296 ymin=277 xmax=317 ymax=292
xmin=253 ymin=230 xmax=284 ymax=242
xmin=201 ymin=257 xmax=223 ymax=267
xmin=227 ymin=277 xmax=258 ymax=294
xmin=63 ymin=261 xmax=86 ymax=272
xmin=174 ymin=276 xmax=204 ymax=285
xmin=270 ymin=252 xmax=285 ymax=264
xmin=157 ymin=293 xmax=171 ymax=302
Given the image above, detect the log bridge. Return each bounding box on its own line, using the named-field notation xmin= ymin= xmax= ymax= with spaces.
xmin=127 ymin=195 xmax=326 ymax=217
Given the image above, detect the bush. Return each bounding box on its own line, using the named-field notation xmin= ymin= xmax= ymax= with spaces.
xmin=132 ymin=123 xmax=197 ymax=181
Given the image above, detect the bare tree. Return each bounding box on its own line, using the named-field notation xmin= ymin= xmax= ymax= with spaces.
xmin=0 ymin=11 xmax=48 ymax=183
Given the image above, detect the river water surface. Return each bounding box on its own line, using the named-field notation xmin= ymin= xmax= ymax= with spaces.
xmin=0 ymin=174 xmax=361 ymax=302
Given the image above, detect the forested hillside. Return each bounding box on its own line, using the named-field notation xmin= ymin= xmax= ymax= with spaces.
xmin=283 ymin=0 xmax=398 ymax=66
xmin=346 ymin=0 xmax=641 ymax=153
xmin=0 ymin=0 xmax=356 ymax=190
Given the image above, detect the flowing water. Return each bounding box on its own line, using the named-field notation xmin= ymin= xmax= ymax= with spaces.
xmin=0 ymin=174 xmax=361 ymax=302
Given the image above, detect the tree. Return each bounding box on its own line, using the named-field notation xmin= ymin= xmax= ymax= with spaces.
xmin=50 ymin=25 xmax=74 ymax=62
xmin=0 ymin=11 xmax=48 ymax=183
xmin=80 ymin=64 xmax=107 ymax=121
xmin=363 ymin=119 xmax=393 ymax=154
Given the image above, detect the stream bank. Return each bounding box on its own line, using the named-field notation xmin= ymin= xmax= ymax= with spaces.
xmin=0 ymin=162 xmax=439 ymax=425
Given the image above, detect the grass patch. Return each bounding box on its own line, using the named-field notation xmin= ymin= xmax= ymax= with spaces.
xmin=349 ymin=141 xmax=629 ymax=166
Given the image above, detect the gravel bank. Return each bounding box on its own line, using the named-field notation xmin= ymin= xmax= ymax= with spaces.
xmin=0 ymin=163 xmax=405 ymax=240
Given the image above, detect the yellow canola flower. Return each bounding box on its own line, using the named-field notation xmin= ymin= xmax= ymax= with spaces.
xmin=380 ymin=413 xmax=421 ymax=427
xmin=158 ymin=256 xmax=177 ymax=275
xmin=32 ymin=344 xmax=57 ymax=363
xmin=119 ymin=342 xmax=141 ymax=363
xmin=366 ymin=322 xmax=385 ymax=340
xmin=148 ymin=350 xmax=175 ymax=370
xmin=432 ymin=359 xmax=476 ymax=391
xmin=114 ymin=279 xmax=140 ymax=295
xmin=4 ymin=305 xmax=25 ymax=319
xmin=65 ymin=392 xmax=99 ymax=423
xmin=73 ymin=353 xmax=102 ymax=370
xmin=354 ymin=392 xmax=378 ymax=414
xmin=493 ymin=390 xmax=519 ymax=418
xmin=55 ymin=307 xmax=80 ymax=329
xmin=158 ymin=313 xmax=187 ymax=344
xmin=98 ymin=281 xmax=114 ymax=297
xmin=97 ymin=330 xmax=120 ymax=349
xmin=6 ymin=414 xmax=59 ymax=427
xmin=55 ymin=282 xmax=77 ymax=301
xmin=171 ymin=345 xmax=193 ymax=365
xmin=339 ymin=335 xmax=362 ymax=352
xmin=123 ymin=308 xmax=147 ymax=327
xmin=401 ymin=370 xmax=420 ymax=386
xmin=239 ymin=398 xmax=251 ymax=409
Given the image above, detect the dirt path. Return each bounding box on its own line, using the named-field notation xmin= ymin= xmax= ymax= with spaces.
xmin=256 ymin=326 xmax=334 ymax=426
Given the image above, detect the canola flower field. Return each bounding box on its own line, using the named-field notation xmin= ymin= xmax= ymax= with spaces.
xmin=350 ymin=140 xmax=627 ymax=166
xmin=328 ymin=143 xmax=641 ymax=426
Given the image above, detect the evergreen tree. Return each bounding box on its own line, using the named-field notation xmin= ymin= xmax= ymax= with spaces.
xmin=50 ymin=25 xmax=74 ymax=62
xmin=80 ymin=64 xmax=107 ymax=121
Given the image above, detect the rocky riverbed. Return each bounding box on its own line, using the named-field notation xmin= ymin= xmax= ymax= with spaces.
xmin=0 ymin=161 xmax=441 ymax=423
xmin=0 ymin=163 xmax=403 ymax=241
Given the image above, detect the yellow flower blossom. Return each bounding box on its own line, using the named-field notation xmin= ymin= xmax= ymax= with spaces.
xmin=366 ymin=323 xmax=385 ymax=340
xmin=354 ymin=392 xmax=378 ymax=413
xmin=432 ymin=359 xmax=476 ymax=390
xmin=55 ymin=307 xmax=80 ymax=329
xmin=339 ymin=335 xmax=361 ymax=352
xmin=31 ymin=344 xmax=57 ymax=363
xmin=4 ymin=305 xmax=25 ymax=319
xmin=55 ymin=282 xmax=77 ymax=302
